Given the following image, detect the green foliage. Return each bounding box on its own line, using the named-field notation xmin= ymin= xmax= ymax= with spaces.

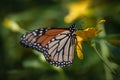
xmin=0 ymin=0 xmax=120 ymax=80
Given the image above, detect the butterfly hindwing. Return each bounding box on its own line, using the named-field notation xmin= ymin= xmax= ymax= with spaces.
xmin=45 ymin=30 xmax=75 ymax=67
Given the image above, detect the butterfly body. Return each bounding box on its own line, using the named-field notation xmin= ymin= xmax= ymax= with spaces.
xmin=20 ymin=24 xmax=76 ymax=67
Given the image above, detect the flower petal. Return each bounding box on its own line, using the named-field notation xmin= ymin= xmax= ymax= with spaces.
xmin=76 ymin=36 xmax=83 ymax=59
xmin=64 ymin=0 xmax=90 ymax=23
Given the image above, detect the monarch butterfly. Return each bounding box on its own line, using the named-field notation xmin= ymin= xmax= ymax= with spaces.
xmin=20 ymin=24 xmax=79 ymax=67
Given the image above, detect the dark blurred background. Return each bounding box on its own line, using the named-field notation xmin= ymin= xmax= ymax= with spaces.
xmin=0 ymin=0 xmax=120 ymax=80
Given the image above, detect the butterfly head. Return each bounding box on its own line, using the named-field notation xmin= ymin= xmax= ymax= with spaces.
xmin=69 ymin=24 xmax=76 ymax=33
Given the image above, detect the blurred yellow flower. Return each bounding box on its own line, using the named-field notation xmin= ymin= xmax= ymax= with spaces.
xmin=74 ymin=20 xmax=105 ymax=59
xmin=3 ymin=18 xmax=21 ymax=32
xmin=64 ymin=0 xmax=90 ymax=23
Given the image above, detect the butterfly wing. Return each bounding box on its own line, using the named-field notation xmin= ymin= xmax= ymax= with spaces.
xmin=20 ymin=25 xmax=76 ymax=67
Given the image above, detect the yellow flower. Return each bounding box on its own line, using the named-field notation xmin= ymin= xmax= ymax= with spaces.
xmin=74 ymin=20 xmax=105 ymax=59
xmin=75 ymin=36 xmax=83 ymax=59
xmin=64 ymin=0 xmax=90 ymax=23
xmin=3 ymin=18 xmax=21 ymax=32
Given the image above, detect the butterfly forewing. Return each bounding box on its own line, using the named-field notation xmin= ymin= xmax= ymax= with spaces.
xmin=20 ymin=28 xmax=47 ymax=48
xmin=20 ymin=28 xmax=66 ymax=50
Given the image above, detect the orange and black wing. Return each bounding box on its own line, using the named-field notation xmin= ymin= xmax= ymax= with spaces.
xmin=20 ymin=24 xmax=76 ymax=67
